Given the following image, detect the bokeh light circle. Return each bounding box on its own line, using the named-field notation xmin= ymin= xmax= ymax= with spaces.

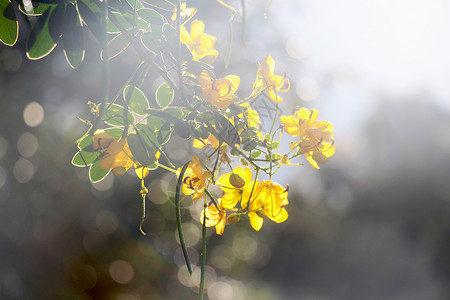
xmin=296 ymin=77 xmax=320 ymax=102
xmin=23 ymin=102 xmax=44 ymax=127
xmin=109 ymin=260 xmax=134 ymax=284
xmin=13 ymin=158 xmax=34 ymax=183
xmin=17 ymin=132 xmax=38 ymax=158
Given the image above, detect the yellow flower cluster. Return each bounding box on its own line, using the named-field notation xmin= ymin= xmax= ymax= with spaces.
xmin=177 ymin=156 xmax=212 ymax=200
xmin=181 ymin=20 xmax=218 ymax=62
xmin=251 ymin=54 xmax=290 ymax=102
xmin=74 ymin=4 xmax=335 ymax=240
xmin=280 ymin=108 xmax=335 ymax=169
xmin=93 ymin=129 xmax=157 ymax=179
xmin=197 ymin=167 xmax=288 ymax=235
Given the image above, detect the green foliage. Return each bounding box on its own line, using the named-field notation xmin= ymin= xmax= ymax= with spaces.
xmin=0 ymin=0 xmax=18 ymax=46
xmin=156 ymin=82 xmax=174 ymax=108
xmin=8 ymin=1 xmax=335 ymax=298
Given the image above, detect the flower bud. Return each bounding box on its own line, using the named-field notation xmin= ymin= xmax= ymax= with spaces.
xmin=227 ymin=214 xmax=240 ymax=224
xmin=229 ymin=173 xmax=245 ymax=189
xmin=140 ymin=186 xmax=148 ymax=196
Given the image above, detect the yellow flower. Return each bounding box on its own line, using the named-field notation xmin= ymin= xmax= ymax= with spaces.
xmin=199 ymin=70 xmax=240 ymax=109
xmin=201 ymin=202 xmax=226 ymax=235
xmin=280 ymin=107 xmax=334 ymax=169
xmin=251 ymin=54 xmax=290 ymax=102
xmin=94 ymin=130 xmax=134 ymax=175
xmin=171 ymin=3 xmax=197 ymax=22
xmin=177 ymin=156 xmax=212 ymax=200
xmin=193 ymin=132 xmax=219 ymax=149
xmin=217 ymin=167 xmax=254 ymax=209
xmin=93 ymin=129 xmax=159 ymax=177
xmin=238 ymin=103 xmax=260 ymax=128
xmin=248 ymin=180 xmax=289 ymax=231
xmin=181 ymin=20 xmax=218 ymax=62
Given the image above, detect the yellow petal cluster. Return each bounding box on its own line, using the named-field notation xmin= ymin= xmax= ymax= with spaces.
xmin=171 ymin=3 xmax=197 ymax=22
xmin=247 ymin=180 xmax=289 ymax=231
xmin=193 ymin=132 xmax=219 ymax=149
xmin=252 ymin=54 xmax=290 ymax=102
xmin=177 ymin=156 xmax=212 ymax=200
xmin=201 ymin=202 xmax=226 ymax=235
xmin=280 ymin=107 xmax=334 ymax=169
xmin=204 ymin=166 xmax=289 ymax=234
xmin=93 ymin=130 xmax=158 ymax=178
xmin=199 ymin=70 xmax=240 ymax=109
xmin=181 ymin=20 xmax=218 ymax=62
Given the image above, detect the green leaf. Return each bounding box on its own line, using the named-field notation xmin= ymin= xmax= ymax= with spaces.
xmin=156 ymin=82 xmax=174 ymax=108
xmin=214 ymin=112 xmax=240 ymax=145
xmin=62 ymin=4 xmax=85 ymax=68
xmin=141 ymin=0 xmax=174 ymax=11
xmin=98 ymin=103 xmax=135 ymax=126
xmin=174 ymin=120 xmax=190 ymax=139
xmin=137 ymin=8 xmax=165 ymax=31
xmin=102 ymin=33 xmax=130 ymax=60
xmin=136 ymin=123 xmax=159 ymax=148
xmin=77 ymin=0 xmax=102 ymax=42
xmin=89 ymin=160 xmax=111 ymax=183
xmin=31 ymin=0 xmax=60 ymax=4
xmin=27 ymin=4 xmax=64 ymax=59
xmin=78 ymin=134 xmax=93 ymax=149
xmin=104 ymin=127 xmax=124 ymax=138
xmin=106 ymin=12 xmax=131 ymax=33
xmin=0 ymin=0 xmax=18 ymax=46
xmin=140 ymin=32 xmax=163 ymax=53
xmin=270 ymin=141 xmax=279 ymax=150
xmin=250 ymin=150 xmax=262 ymax=159
xmin=107 ymin=11 xmax=147 ymax=33
xmin=128 ymin=133 xmax=157 ymax=166
xmin=157 ymin=121 xmax=171 ymax=145
xmin=72 ymin=150 xmax=99 ymax=167
xmin=124 ymin=85 xmax=149 ymax=115
xmin=196 ymin=111 xmax=215 ymax=125
xmin=162 ymin=23 xmax=176 ymax=51
xmin=18 ymin=2 xmax=50 ymax=16
xmin=163 ymin=107 xmax=183 ymax=119
xmin=146 ymin=115 xmax=164 ymax=132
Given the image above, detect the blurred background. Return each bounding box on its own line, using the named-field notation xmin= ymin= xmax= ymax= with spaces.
xmin=1 ymin=0 xmax=450 ymax=299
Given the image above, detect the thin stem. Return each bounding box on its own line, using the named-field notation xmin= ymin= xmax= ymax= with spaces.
xmin=175 ymin=161 xmax=193 ymax=274
xmin=176 ymin=0 xmax=189 ymax=107
xmin=94 ymin=0 xmax=110 ymax=133
xmin=199 ymin=200 xmax=207 ymax=300
xmin=240 ymin=0 xmax=246 ymax=45
xmin=155 ymin=162 xmax=177 ymax=173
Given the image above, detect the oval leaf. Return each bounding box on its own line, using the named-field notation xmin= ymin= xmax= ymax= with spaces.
xmin=62 ymin=4 xmax=85 ymax=68
xmin=18 ymin=2 xmax=51 ymax=16
xmin=137 ymin=8 xmax=165 ymax=32
xmin=77 ymin=0 xmax=102 ymax=42
xmin=98 ymin=103 xmax=135 ymax=126
xmin=156 ymin=82 xmax=174 ymax=108
xmin=101 ymin=32 xmax=130 ymax=60
xmin=128 ymin=133 xmax=157 ymax=166
xmin=141 ymin=0 xmax=174 ymax=11
xmin=27 ymin=4 xmax=63 ymax=59
xmin=124 ymin=85 xmax=149 ymax=115
xmin=89 ymin=160 xmax=110 ymax=183
xmin=157 ymin=121 xmax=171 ymax=145
xmin=0 ymin=0 xmax=18 ymax=46
xmin=140 ymin=32 xmax=163 ymax=54
xmin=136 ymin=123 xmax=159 ymax=149
xmin=72 ymin=150 xmax=99 ymax=167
